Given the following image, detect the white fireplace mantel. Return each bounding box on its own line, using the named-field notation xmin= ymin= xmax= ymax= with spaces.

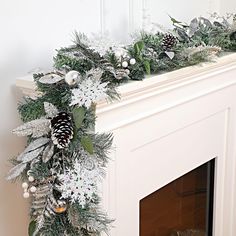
xmin=16 ymin=53 xmax=236 ymax=236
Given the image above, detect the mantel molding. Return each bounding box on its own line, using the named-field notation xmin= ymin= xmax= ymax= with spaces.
xmin=16 ymin=53 xmax=236 ymax=132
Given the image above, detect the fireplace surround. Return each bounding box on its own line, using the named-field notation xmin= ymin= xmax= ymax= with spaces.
xmin=16 ymin=53 xmax=236 ymax=236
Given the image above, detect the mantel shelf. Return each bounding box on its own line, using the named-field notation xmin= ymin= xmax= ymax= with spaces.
xmin=16 ymin=53 xmax=236 ymax=132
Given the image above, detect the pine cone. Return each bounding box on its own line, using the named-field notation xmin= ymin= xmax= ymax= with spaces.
xmin=51 ymin=112 xmax=74 ymax=149
xmin=161 ymin=34 xmax=177 ymax=51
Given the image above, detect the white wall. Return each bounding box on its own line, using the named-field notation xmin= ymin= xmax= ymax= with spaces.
xmin=0 ymin=0 xmax=235 ymax=235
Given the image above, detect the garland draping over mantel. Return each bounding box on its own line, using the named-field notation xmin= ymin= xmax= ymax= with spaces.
xmin=7 ymin=13 xmax=236 ymax=236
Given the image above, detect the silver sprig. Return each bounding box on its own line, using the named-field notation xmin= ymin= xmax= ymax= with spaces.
xmin=13 ymin=118 xmax=51 ymax=138
xmin=44 ymin=102 xmax=59 ymax=118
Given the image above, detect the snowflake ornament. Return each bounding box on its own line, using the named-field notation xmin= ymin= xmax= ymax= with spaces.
xmin=70 ymin=78 xmax=108 ymax=108
xmin=58 ymin=159 xmax=102 ymax=207
xmin=88 ymin=33 xmax=119 ymax=56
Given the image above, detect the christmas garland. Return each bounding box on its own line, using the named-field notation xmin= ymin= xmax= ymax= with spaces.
xmin=7 ymin=13 xmax=236 ymax=236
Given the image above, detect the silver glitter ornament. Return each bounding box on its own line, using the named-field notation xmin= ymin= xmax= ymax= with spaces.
xmin=65 ymin=71 xmax=81 ymax=86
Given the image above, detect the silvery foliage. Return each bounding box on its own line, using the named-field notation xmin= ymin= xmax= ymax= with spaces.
xmin=33 ymin=216 xmax=44 ymax=236
xmin=6 ymin=140 xmax=55 ymax=180
xmin=210 ymin=12 xmax=235 ymax=29
xmin=42 ymin=142 xmax=55 ymax=163
xmin=172 ymin=16 xmax=213 ymax=41
xmin=78 ymin=148 xmax=105 ymax=173
xmin=7 ymin=102 xmax=59 ymax=180
xmin=44 ymin=102 xmax=59 ymax=118
xmin=20 ymin=146 xmax=45 ymax=163
xmin=6 ymin=162 xmax=27 ymax=180
xmin=13 ymin=102 xmax=58 ymax=140
xmin=183 ymin=15 xmax=235 ymax=40
xmin=185 ymin=17 xmax=212 ymax=37
xmin=165 ymin=51 xmax=175 ymax=60
xmin=86 ymin=217 xmax=109 ymax=233
xmin=39 ymin=73 xmax=64 ymax=84
xmin=6 ymin=137 xmax=50 ymax=180
xmin=115 ymin=68 xmax=130 ymax=80
xmin=13 ymin=118 xmax=51 ymax=138
xmin=17 ymin=137 xmax=50 ymax=161
xmin=182 ymin=45 xmax=221 ymax=60
xmin=32 ymin=183 xmax=59 ymax=236
xmin=58 ymin=158 xmax=103 ymax=207
xmin=70 ymin=68 xmax=108 ymax=108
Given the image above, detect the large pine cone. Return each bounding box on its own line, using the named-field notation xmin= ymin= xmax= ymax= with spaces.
xmin=161 ymin=34 xmax=177 ymax=51
xmin=50 ymin=112 xmax=74 ymax=149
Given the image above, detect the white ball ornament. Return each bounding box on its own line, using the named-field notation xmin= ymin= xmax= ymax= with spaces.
xmin=122 ymin=61 xmax=128 ymax=68
xmin=23 ymin=192 xmax=30 ymax=199
xmin=22 ymin=182 xmax=28 ymax=189
xmin=28 ymin=176 xmax=35 ymax=182
xmin=65 ymin=71 xmax=80 ymax=86
xmin=130 ymin=58 xmax=136 ymax=65
xmin=30 ymin=186 xmax=37 ymax=193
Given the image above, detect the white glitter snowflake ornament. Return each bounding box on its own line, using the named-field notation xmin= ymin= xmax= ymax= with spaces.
xmin=58 ymin=159 xmax=102 ymax=207
xmin=88 ymin=34 xmax=119 ymax=57
xmin=70 ymin=78 xmax=108 ymax=108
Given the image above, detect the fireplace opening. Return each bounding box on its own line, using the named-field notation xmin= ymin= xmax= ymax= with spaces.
xmin=140 ymin=159 xmax=215 ymax=236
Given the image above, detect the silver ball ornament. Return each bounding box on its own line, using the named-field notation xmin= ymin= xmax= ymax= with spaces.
xmin=65 ymin=71 xmax=81 ymax=86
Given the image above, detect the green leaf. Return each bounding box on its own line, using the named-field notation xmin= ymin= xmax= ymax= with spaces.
xmin=71 ymin=127 xmax=78 ymax=143
xmin=134 ymin=44 xmax=140 ymax=55
xmin=134 ymin=41 xmax=144 ymax=55
xmin=136 ymin=41 xmax=144 ymax=51
xmin=72 ymin=107 xmax=85 ymax=129
xmin=28 ymin=221 xmax=36 ymax=236
xmin=143 ymin=60 xmax=151 ymax=75
xmin=168 ymin=14 xmax=182 ymax=24
xmin=168 ymin=14 xmax=188 ymax=28
xmin=81 ymin=136 xmax=94 ymax=154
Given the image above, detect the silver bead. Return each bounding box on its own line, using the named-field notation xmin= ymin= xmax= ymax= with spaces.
xmin=22 ymin=182 xmax=28 ymax=189
xmin=30 ymin=186 xmax=37 ymax=193
xmin=122 ymin=61 xmax=128 ymax=68
xmin=28 ymin=176 xmax=35 ymax=182
xmin=23 ymin=192 xmax=30 ymax=199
